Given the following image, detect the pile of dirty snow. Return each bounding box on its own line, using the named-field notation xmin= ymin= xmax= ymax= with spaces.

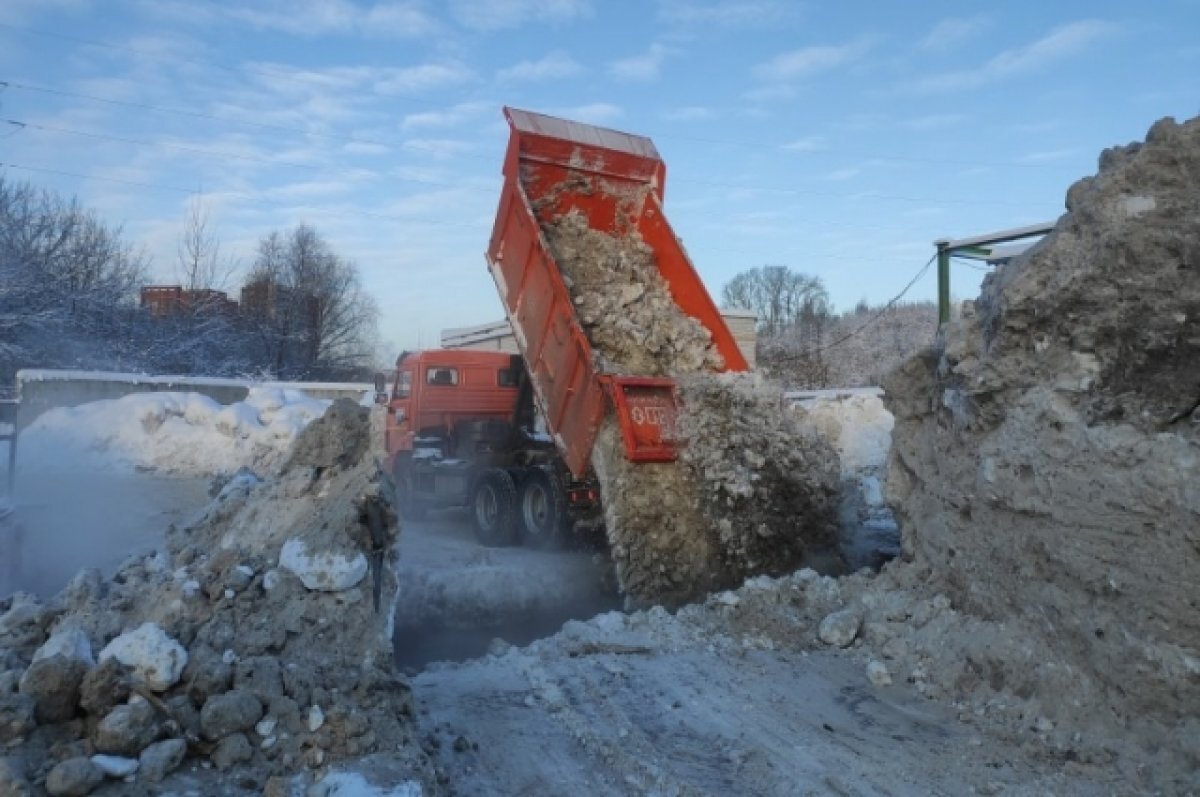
xmin=884 ymin=115 xmax=1200 ymax=789
xmin=19 ymin=388 xmax=329 ymax=478
xmin=539 ymin=197 xmax=841 ymax=608
xmin=0 ymin=400 xmax=437 ymax=795
xmin=544 ymin=210 xmax=724 ymax=376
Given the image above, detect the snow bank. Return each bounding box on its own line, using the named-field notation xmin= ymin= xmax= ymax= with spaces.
xmin=18 ymin=388 xmax=330 ymax=477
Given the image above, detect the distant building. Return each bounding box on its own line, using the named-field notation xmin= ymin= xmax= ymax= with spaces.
xmin=441 ymin=308 xmax=758 ymax=368
xmin=140 ymin=285 xmax=238 ymax=318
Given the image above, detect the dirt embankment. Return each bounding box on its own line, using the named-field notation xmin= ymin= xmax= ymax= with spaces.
xmin=884 ymin=115 xmax=1200 ymax=787
xmin=0 ymin=400 xmax=436 ymax=795
xmin=542 ymin=210 xmax=840 ymax=609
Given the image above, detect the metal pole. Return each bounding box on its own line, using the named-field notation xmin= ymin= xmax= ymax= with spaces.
xmin=935 ymin=240 xmax=951 ymax=326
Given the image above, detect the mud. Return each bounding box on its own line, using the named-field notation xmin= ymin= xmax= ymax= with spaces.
xmin=883 ymin=114 xmax=1200 ymax=790
xmin=0 ymin=400 xmax=437 ymax=794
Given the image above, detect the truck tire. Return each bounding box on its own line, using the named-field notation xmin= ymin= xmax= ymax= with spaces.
xmin=471 ymin=468 xmax=518 ymax=547
xmin=519 ymin=469 xmax=566 ymax=549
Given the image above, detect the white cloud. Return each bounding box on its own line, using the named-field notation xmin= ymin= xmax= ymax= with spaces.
xmin=662 ymin=106 xmax=713 ymax=121
xmin=825 ymin=167 xmax=861 ymax=181
xmin=782 ymin=136 xmax=825 ymax=152
xmin=497 ymin=51 xmax=583 ymax=82
xmin=223 ymin=0 xmax=439 ymax=38
xmin=909 ymin=20 xmax=1116 ymax=93
xmin=919 ymin=16 xmax=988 ymax=51
xmin=608 ymin=43 xmax=673 ymax=82
xmin=401 ymin=138 xmax=476 ymax=159
xmin=1015 ymin=148 xmax=1079 ymax=164
xmin=656 ymin=0 xmax=796 ymax=28
xmin=754 ymin=37 xmax=875 ymax=82
xmin=902 ymin=113 xmax=966 ymax=131
xmin=450 ymin=0 xmax=591 ymax=31
xmin=556 ymin=103 xmax=623 ymax=123
xmin=401 ymin=102 xmax=491 ymax=130
xmin=374 ymin=61 xmax=475 ymax=94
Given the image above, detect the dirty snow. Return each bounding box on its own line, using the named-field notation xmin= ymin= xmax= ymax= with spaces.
xmin=18 ymin=387 xmax=329 ymax=477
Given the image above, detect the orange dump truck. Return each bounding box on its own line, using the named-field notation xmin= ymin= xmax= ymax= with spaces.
xmin=383 ymin=109 xmax=746 ymax=549
xmin=486 ymin=108 xmax=747 ymax=470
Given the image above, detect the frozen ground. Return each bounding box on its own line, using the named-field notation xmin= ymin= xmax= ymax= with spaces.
xmin=392 ymin=510 xmax=619 ymax=672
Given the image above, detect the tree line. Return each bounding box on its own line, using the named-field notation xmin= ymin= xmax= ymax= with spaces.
xmin=721 ymin=265 xmax=938 ymax=388
xmin=0 ymin=177 xmax=378 ymax=389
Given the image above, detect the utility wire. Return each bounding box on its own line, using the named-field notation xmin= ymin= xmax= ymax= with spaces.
xmin=767 ymin=254 xmax=937 ymax=360
xmin=0 ymin=81 xmax=496 ymax=164
xmin=0 ymin=161 xmax=491 ymax=230
xmin=3 ymin=117 xmax=480 ymax=188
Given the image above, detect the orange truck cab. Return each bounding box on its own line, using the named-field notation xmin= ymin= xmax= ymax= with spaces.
xmin=382 ymin=349 xmax=600 ymax=547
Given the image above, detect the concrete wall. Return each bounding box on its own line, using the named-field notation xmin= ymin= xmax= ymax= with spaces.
xmin=14 ymin=370 xmax=370 ymax=431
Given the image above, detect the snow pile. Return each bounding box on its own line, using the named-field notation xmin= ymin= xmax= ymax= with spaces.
xmin=540 ymin=200 xmax=841 ymax=608
xmin=19 ymin=387 xmax=329 ymax=477
xmin=884 ymin=115 xmax=1200 ymax=788
xmin=0 ymin=401 xmax=437 ymax=794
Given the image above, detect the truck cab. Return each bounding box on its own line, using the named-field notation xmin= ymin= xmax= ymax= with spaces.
xmin=382 ymin=349 xmax=598 ymax=547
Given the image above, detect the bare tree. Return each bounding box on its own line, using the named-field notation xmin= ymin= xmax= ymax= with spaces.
xmin=176 ymin=199 xmax=232 ymax=292
xmin=242 ymin=224 xmax=378 ymax=379
xmin=721 ymin=265 xmax=830 ymax=336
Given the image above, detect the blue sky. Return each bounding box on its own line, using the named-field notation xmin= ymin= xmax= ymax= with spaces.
xmin=2 ymin=0 xmax=1197 ymax=355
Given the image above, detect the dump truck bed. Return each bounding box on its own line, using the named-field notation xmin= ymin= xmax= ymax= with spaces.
xmin=485 ymin=108 xmax=747 ymax=477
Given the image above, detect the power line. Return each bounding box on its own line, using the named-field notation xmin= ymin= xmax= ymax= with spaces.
xmin=0 ymin=161 xmax=491 ymax=230
xmin=0 ymin=22 xmax=452 ymax=112
xmin=767 ymin=254 xmax=937 ymax=360
xmin=0 ymin=81 xmax=497 ymax=164
xmin=3 ymin=117 xmax=481 ymax=189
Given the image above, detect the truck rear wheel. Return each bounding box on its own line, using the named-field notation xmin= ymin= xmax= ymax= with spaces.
xmin=472 ymin=468 xmax=518 ymax=547
xmin=519 ymin=469 xmax=566 ymax=549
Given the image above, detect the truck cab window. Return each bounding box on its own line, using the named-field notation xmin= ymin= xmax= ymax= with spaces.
xmin=395 ymin=371 xmax=412 ymax=398
xmin=427 ymin=368 xmax=459 ymax=386
xmin=497 ymin=368 xmax=519 ymax=387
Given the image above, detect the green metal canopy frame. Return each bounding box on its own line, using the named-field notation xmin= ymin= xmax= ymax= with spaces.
xmin=934 ymin=221 xmax=1056 ymax=325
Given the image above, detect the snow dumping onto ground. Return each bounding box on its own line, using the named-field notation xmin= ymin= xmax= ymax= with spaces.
xmin=18 ymin=387 xmax=329 ymax=477
xmin=882 ymin=115 xmax=1200 ymax=790
xmin=0 ymin=400 xmax=438 ymax=795
xmin=541 ymin=207 xmax=842 ymax=608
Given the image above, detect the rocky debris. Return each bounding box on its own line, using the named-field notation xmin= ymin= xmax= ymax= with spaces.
xmin=540 ymin=206 xmax=842 ymax=607
xmin=44 ymin=757 xmax=103 ymax=796
xmin=278 ymin=537 xmax=368 ymax=592
xmin=817 ymin=607 xmax=862 ymax=648
xmin=0 ymin=403 xmax=439 ymax=794
xmin=677 ymin=375 xmax=841 ymax=577
xmin=883 ymin=115 xmax=1200 ymax=790
xmin=93 ymin=696 xmax=162 ymax=756
xmin=200 ymin=688 xmax=262 ymax=740
xmin=98 ymin=623 xmax=187 ymax=692
xmin=865 ymin=659 xmax=891 ymax=687
xmin=0 ymin=756 xmax=31 ymax=796
xmin=543 ymin=210 xmax=724 ymax=377
xmin=0 ymin=693 xmax=35 ymax=742
xmin=90 ymin=754 xmax=138 ymax=778
xmin=138 ymin=738 xmax=186 ymax=781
